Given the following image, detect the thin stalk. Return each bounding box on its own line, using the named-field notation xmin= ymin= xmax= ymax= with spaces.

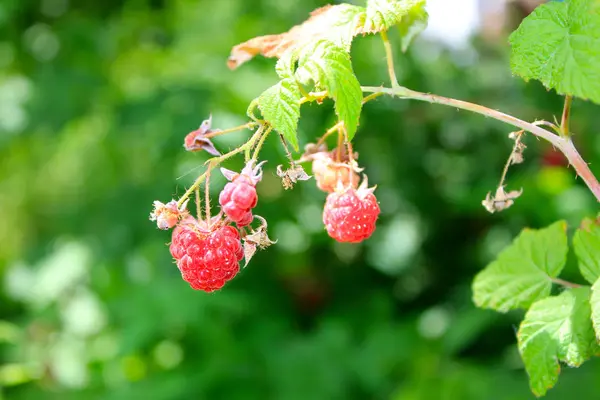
xmin=316 ymin=122 xmax=342 ymax=147
xmin=252 ymin=127 xmax=272 ymax=161
xmin=551 ymin=277 xmax=583 ymax=289
xmin=177 ymin=127 xmax=264 ymax=207
xmin=204 ymin=170 xmax=211 ymax=224
xmin=360 ymin=85 xmax=600 ymax=202
xmin=277 ymin=132 xmax=295 ymax=165
xmin=380 ymin=31 xmax=399 ymax=88
xmin=204 ymin=122 xmax=256 ymax=139
xmin=560 ymin=95 xmax=573 ymax=137
xmin=195 ymin=186 xmax=202 ymax=222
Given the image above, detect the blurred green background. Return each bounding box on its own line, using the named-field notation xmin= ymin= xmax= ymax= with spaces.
xmin=1 ymin=0 xmax=600 ymax=399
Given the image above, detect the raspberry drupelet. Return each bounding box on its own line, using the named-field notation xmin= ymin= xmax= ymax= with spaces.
xmin=218 ymin=160 xmax=265 ymax=227
xmin=322 ymin=177 xmax=380 ymax=243
xmin=170 ymin=217 xmax=244 ymax=292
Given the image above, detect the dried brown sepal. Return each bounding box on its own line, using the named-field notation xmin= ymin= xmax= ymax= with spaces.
xmin=183 ymin=115 xmax=221 ymax=156
xmin=276 ymin=164 xmax=312 ymax=190
xmin=482 ymin=186 xmax=523 ymax=214
xmin=242 ymin=215 xmax=277 ymax=267
xmin=228 ymin=4 xmax=363 ymax=69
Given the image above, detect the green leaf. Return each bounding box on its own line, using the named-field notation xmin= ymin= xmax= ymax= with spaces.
xmin=396 ymin=1 xmax=428 ymax=52
xmin=256 ymin=78 xmax=302 ymax=151
xmin=509 ymin=0 xmax=600 ymax=104
xmin=574 ymin=217 xmax=600 ymax=284
xmin=591 ymin=278 xmax=600 ymax=340
xmin=360 ymin=0 xmax=427 ymax=35
xmin=472 ymin=221 xmax=568 ymax=312
xmin=295 ymin=40 xmax=362 ymax=140
xmin=518 ymin=287 xmax=599 ymax=397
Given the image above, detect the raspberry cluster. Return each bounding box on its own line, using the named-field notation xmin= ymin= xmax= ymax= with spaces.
xmin=170 ymin=218 xmax=244 ymax=292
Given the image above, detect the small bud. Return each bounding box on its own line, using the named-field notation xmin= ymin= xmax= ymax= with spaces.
xmin=276 ymin=164 xmax=311 ymax=190
xmin=150 ymin=199 xmax=189 ymax=229
xmin=183 ymin=115 xmax=221 ymax=156
xmin=482 ymin=186 xmax=523 ymax=213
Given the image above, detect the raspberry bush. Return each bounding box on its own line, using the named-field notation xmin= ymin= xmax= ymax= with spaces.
xmin=149 ymin=0 xmax=600 ymax=395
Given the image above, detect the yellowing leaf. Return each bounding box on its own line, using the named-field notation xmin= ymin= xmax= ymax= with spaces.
xmin=228 ymin=0 xmax=428 ymax=69
xmin=228 ymin=4 xmax=364 ymax=70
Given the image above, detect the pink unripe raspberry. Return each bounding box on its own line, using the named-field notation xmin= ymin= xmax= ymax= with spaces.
xmin=170 ymin=218 xmax=244 ymax=292
xmin=219 ymin=160 xmax=264 ymax=227
xmin=312 ymin=152 xmax=359 ymax=193
xmin=322 ymin=179 xmax=380 ymax=243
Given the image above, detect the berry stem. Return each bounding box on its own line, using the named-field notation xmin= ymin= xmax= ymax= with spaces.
xmin=361 ymin=85 xmax=600 ymax=202
xmin=204 ymin=122 xmax=257 ymax=139
xmin=497 ymin=131 xmax=524 ymax=189
xmin=252 ymin=126 xmax=272 ymax=161
xmin=205 ymin=169 xmax=211 ymax=224
xmin=560 ymin=95 xmax=573 ymax=137
xmin=195 ymin=186 xmax=202 ymax=222
xmin=316 ymin=122 xmax=342 ymax=148
xmin=277 ymin=131 xmax=296 ymax=166
xmin=177 ymin=126 xmax=265 ymax=208
xmin=336 ymin=129 xmax=343 ymax=162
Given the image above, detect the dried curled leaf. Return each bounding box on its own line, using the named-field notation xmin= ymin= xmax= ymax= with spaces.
xmin=242 ymin=216 xmax=277 ymax=267
xmin=277 ymin=164 xmax=312 ymax=190
xmin=228 ymin=1 xmax=427 ymax=69
xmin=482 ymin=186 xmax=523 ymax=214
xmin=228 ymin=5 xmax=364 ymax=70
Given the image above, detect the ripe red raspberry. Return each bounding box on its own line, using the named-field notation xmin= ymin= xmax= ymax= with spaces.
xmin=219 ymin=160 xmax=264 ymax=227
xmin=169 ymin=218 xmax=244 ymax=292
xmin=322 ymin=179 xmax=380 ymax=243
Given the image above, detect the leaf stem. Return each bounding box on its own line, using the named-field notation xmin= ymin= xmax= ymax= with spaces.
xmin=361 ymin=85 xmax=600 ymax=202
xmin=551 ymin=277 xmax=583 ymax=289
xmin=560 ymin=95 xmax=573 ymax=137
xmin=380 ymin=31 xmax=399 ymax=88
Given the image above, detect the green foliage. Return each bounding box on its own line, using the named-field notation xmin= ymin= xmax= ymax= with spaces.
xmin=472 ymin=221 xmax=568 ymax=312
xmin=509 ymin=0 xmax=600 ymax=104
xmin=518 ymin=287 xmax=599 ymax=397
xmin=573 ymin=218 xmax=600 ymax=284
xmin=361 ymin=0 xmax=426 ymax=34
xmin=296 ymin=40 xmax=363 ymax=140
xmin=395 ymin=0 xmax=428 ymax=52
xmin=256 ymin=79 xmax=302 ymax=150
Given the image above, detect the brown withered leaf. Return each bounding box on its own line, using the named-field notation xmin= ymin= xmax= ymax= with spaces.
xmin=228 ymin=4 xmax=363 ymax=70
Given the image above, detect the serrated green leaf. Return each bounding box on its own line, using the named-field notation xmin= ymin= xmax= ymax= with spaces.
xmin=472 ymin=221 xmax=568 ymax=312
xmin=295 ymin=40 xmax=362 ymax=139
xmin=256 ymin=78 xmax=301 ymax=151
xmin=591 ymin=278 xmax=600 ymax=340
xmin=574 ymin=217 xmax=600 ymax=284
xmin=396 ymin=1 xmax=428 ymax=52
xmin=518 ymin=287 xmax=598 ymax=397
xmin=275 ymin=52 xmax=296 ymax=80
xmin=509 ymin=0 xmax=600 ymax=104
xmin=360 ymin=0 xmax=426 ymax=34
